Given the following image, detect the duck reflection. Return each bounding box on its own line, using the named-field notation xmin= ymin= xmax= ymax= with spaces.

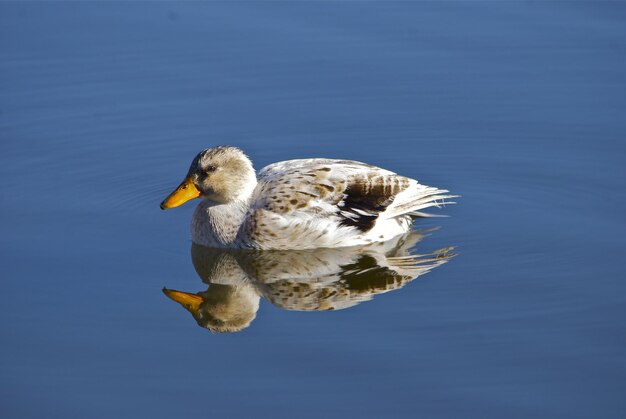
xmin=163 ymin=231 xmax=455 ymax=333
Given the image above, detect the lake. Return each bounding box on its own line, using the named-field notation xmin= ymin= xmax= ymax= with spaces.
xmin=0 ymin=2 xmax=624 ymax=418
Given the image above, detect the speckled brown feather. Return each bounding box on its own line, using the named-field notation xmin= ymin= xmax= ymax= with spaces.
xmin=240 ymin=159 xmax=420 ymax=248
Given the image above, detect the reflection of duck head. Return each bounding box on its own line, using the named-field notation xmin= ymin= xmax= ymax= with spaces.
xmin=163 ymin=249 xmax=260 ymax=333
xmin=163 ymin=286 xmax=259 ymax=333
xmin=164 ymin=231 xmax=455 ymax=333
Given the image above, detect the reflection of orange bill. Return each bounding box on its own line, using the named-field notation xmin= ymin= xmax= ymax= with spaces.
xmin=160 ymin=177 xmax=201 ymax=209
xmin=162 ymin=288 xmax=204 ymax=313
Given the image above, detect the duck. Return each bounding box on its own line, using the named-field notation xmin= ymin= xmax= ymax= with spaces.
xmin=160 ymin=146 xmax=455 ymax=250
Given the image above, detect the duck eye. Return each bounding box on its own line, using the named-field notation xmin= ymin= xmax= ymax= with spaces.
xmin=205 ymin=165 xmax=217 ymax=172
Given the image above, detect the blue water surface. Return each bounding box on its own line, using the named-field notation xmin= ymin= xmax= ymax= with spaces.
xmin=0 ymin=2 xmax=624 ymax=418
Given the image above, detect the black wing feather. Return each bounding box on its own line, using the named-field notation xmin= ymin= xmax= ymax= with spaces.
xmin=338 ymin=180 xmax=401 ymax=232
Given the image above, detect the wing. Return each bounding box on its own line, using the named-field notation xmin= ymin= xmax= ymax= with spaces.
xmin=263 ymin=158 xmax=413 ymax=221
xmin=239 ymin=158 xmax=454 ymax=249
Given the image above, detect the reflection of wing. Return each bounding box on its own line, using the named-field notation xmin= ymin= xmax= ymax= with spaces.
xmin=230 ymin=231 xmax=455 ymax=311
xmin=251 ymin=248 xmax=455 ymax=311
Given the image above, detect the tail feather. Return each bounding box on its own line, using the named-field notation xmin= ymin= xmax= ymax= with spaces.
xmin=384 ymin=182 xmax=458 ymax=219
xmin=386 ymin=247 xmax=456 ymax=276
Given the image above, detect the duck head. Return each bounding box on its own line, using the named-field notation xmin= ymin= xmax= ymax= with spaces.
xmin=160 ymin=146 xmax=256 ymax=209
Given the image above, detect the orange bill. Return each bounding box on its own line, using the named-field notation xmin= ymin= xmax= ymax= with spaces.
xmin=160 ymin=177 xmax=201 ymax=210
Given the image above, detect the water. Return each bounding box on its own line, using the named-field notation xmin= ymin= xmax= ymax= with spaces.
xmin=1 ymin=2 xmax=624 ymax=418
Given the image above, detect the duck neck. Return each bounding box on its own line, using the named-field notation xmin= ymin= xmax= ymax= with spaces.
xmin=191 ymin=192 xmax=254 ymax=248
